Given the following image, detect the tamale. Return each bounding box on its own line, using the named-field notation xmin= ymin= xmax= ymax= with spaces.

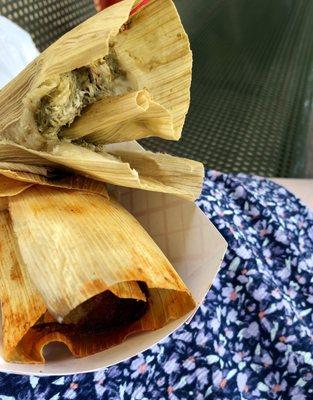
xmin=0 ymin=185 xmax=195 ymax=363
xmin=0 ymin=210 xmax=147 ymax=363
xmin=0 ymin=174 xmax=145 ymax=362
xmin=9 ymin=186 xmax=194 ymax=319
xmin=1 ymin=0 xmax=190 ymax=147
xmin=0 ymin=0 xmax=203 ymax=201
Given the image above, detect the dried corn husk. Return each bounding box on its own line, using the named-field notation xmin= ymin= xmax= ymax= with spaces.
xmin=108 ymin=149 xmax=204 ymax=198
xmin=62 ymin=90 xmax=174 ymax=143
xmin=0 ymin=0 xmax=201 ymax=201
xmin=0 ymin=166 xmax=109 ymax=199
xmin=0 ymin=211 xmax=46 ymax=362
xmin=0 ymin=162 xmax=49 ymax=176
xmin=0 ymin=142 xmax=56 ymax=166
xmin=113 ymin=0 xmax=192 ymax=138
xmin=0 ymin=141 xmax=203 ymax=200
xmin=0 ymin=197 xmax=8 ymax=211
xmin=0 ymin=169 xmax=109 ymax=199
xmin=4 ymin=186 xmax=194 ymax=363
xmin=0 ymin=174 xmax=32 ymax=197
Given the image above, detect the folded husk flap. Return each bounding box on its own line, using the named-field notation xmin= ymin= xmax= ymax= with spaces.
xmin=0 ymin=0 xmax=203 ymax=201
xmin=0 ymin=141 xmax=204 ymax=201
xmin=0 ymin=181 xmax=195 ymax=363
xmin=0 ymin=162 xmax=109 ymax=199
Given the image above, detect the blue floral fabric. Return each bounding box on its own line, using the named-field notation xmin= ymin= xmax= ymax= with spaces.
xmin=0 ymin=171 xmax=312 ymax=400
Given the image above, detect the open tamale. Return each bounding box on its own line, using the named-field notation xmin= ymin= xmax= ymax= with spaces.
xmin=0 ymin=0 xmax=204 ymax=201
xmin=0 ymin=182 xmax=195 ymax=363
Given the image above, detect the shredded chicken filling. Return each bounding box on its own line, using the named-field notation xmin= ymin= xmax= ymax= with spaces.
xmin=35 ymin=50 xmax=131 ymax=139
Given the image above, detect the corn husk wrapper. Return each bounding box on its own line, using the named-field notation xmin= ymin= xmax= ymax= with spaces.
xmin=108 ymin=149 xmax=204 ymax=197
xmin=0 ymin=197 xmax=8 ymax=211
xmin=0 ymin=171 xmax=111 ymax=362
xmin=0 ymin=162 xmax=49 ymax=176
xmin=0 ymin=141 xmax=204 ymax=201
xmin=3 ymin=185 xmax=194 ymax=363
xmin=0 ymin=211 xmax=46 ymax=362
xmin=0 ymin=169 xmax=109 ymax=199
xmin=0 ymin=175 xmax=33 ymax=197
xmin=0 ymin=0 xmax=200 ymax=200
xmin=112 ymin=0 xmax=192 ymax=138
xmin=62 ymin=90 xmax=174 ymax=144
xmin=0 ymin=164 xmax=109 ymax=199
